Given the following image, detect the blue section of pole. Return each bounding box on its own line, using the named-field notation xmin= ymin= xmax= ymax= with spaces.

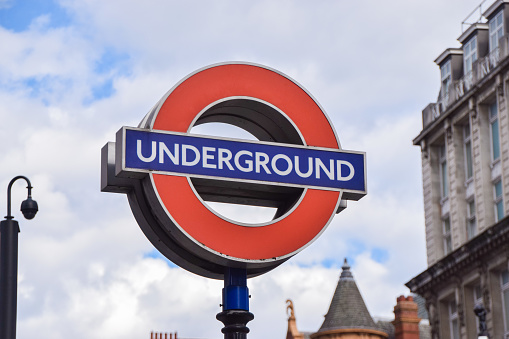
xmin=223 ymin=267 xmax=249 ymax=311
xmin=217 ymin=267 xmax=254 ymax=338
xmin=0 ymin=219 xmax=20 ymax=339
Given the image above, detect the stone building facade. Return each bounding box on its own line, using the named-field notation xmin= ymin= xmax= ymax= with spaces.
xmin=407 ymin=1 xmax=509 ymax=338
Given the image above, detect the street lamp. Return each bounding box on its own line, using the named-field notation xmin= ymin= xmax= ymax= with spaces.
xmin=474 ymin=304 xmax=489 ymax=339
xmin=0 ymin=176 xmax=38 ymax=339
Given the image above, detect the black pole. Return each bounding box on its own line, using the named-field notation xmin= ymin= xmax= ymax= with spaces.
xmin=216 ymin=268 xmax=254 ymax=339
xmin=0 ymin=176 xmax=38 ymax=339
xmin=0 ymin=219 xmax=20 ymax=339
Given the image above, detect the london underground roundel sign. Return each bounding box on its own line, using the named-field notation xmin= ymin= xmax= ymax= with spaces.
xmin=101 ymin=62 xmax=366 ymax=279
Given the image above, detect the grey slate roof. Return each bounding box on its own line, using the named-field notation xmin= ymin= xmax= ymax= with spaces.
xmin=376 ymin=320 xmax=395 ymax=338
xmin=376 ymin=320 xmax=431 ymax=339
xmin=316 ymin=259 xmax=381 ymax=333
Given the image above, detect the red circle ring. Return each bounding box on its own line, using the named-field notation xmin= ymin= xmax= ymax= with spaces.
xmin=148 ymin=63 xmax=342 ymax=262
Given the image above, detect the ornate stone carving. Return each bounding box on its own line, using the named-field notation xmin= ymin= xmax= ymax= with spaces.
xmin=497 ymin=75 xmax=504 ymax=98
xmin=421 ymin=140 xmax=428 ymax=159
xmin=478 ymin=261 xmax=491 ymax=312
xmin=444 ymin=119 xmax=453 ymax=142
xmin=450 ymin=276 xmax=465 ymax=327
xmin=424 ymin=292 xmax=439 ymax=339
xmin=286 ymin=299 xmax=295 ymax=319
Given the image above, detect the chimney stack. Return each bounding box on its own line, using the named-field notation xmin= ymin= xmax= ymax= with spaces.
xmin=392 ymin=296 xmax=421 ymax=339
xmin=150 ymin=332 xmax=177 ymax=339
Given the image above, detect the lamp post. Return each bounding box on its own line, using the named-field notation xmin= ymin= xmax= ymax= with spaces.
xmin=0 ymin=176 xmax=38 ymax=339
xmin=474 ymin=304 xmax=489 ymax=339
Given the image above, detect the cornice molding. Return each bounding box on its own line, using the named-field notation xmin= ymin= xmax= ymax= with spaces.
xmin=406 ymin=217 xmax=509 ymax=294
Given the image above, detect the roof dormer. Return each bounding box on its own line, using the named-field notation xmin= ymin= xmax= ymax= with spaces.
xmin=458 ymin=23 xmax=489 ymax=75
xmin=483 ymin=0 xmax=509 ymax=52
xmin=434 ymin=49 xmax=464 ymax=104
xmin=435 ymin=48 xmax=464 ymax=78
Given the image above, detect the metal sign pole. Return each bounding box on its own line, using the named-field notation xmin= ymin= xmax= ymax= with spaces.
xmin=216 ymin=268 xmax=254 ymax=339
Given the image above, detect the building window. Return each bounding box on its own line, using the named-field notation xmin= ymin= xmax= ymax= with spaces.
xmin=443 ymin=217 xmax=452 ymax=255
xmin=490 ymin=102 xmax=501 ymax=161
xmin=495 ymin=180 xmax=504 ymax=222
xmin=467 ymin=199 xmax=477 ymax=240
xmin=441 ymin=60 xmax=452 ymax=103
xmin=440 ymin=143 xmax=448 ymax=199
xmin=464 ymin=36 xmax=478 ymax=75
xmin=464 ymin=124 xmax=473 ymax=181
xmin=501 ymin=270 xmax=509 ymax=336
xmin=449 ymin=300 xmax=460 ymax=339
xmin=490 ymin=11 xmax=504 ymax=52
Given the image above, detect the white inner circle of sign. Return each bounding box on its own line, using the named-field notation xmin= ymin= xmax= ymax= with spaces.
xmin=190 ymin=123 xmax=279 ymax=223
xmin=188 ymin=96 xmax=307 ymax=227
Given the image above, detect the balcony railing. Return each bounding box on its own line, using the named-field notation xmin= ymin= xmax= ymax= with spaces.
xmin=479 ymin=46 xmax=501 ymax=77
xmin=454 ymin=71 xmax=475 ymax=99
xmin=422 ymin=36 xmax=508 ymax=128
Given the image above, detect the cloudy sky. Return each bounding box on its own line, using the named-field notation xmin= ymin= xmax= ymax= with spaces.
xmin=0 ymin=0 xmax=489 ymax=338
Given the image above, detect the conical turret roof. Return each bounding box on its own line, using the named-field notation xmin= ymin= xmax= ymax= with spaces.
xmin=317 ymin=259 xmax=379 ymax=333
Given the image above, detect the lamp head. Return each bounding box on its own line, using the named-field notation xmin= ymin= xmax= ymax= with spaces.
xmin=21 ymin=197 xmax=38 ymax=220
